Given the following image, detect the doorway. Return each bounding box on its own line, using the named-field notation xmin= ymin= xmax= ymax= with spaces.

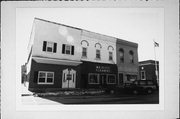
xmin=62 ymin=68 xmax=76 ymax=88
xmin=99 ymin=74 xmax=107 ymax=88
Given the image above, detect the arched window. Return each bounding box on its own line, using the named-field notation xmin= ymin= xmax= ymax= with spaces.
xmin=81 ymin=40 xmax=89 ymax=58
xmin=119 ymin=48 xmax=124 ymax=63
xmin=129 ymin=50 xmax=134 ymax=63
xmin=95 ymin=43 xmax=102 ymax=60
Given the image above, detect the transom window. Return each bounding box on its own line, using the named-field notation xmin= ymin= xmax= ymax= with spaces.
xmin=109 ymin=52 xmax=113 ymax=61
xmin=96 ymin=49 xmax=101 ymax=59
xmin=88 ymin=73 xmax=99 ymax=84
xmin=82 ymin=47 xmax=87 ymax=58
xmin=42 ymin=41 xmax=57 ymax=53
xmin=38 ymin=71 xmax=54 ymax=84
xmin=107 ymin=75 xmax=116 ymax=84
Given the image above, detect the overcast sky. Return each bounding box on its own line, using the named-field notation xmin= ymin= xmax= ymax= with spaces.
xmin=16 ymin=8 xmax=164 ymax=65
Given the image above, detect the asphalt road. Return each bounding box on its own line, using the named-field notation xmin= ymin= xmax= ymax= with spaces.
xmin=40 ymin=91 xmax=159 ymax=104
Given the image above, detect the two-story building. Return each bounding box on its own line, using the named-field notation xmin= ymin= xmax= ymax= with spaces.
xmin=116 ymin=39 xmax=139 ymax=85
xmin=26 ymin=18 xmax=138 ymax=92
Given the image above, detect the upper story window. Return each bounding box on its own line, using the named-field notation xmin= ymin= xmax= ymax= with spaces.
xmin=95 ymin=43 xmax=102 ymax=60
xmin=109 ymin=52 xmax=113 ymax=61
xmin=129 ymin=50 xmax=134 ymax=63
xmin=42 ymin=41 xmax=57 ymax=53
xmin=96 ymin=49 xmax=101 ymax=59
xmin=82 ymin=47 xmax=87 ymax=58
xmin=62 ymin=44 xmax=74 ymax=55
xmin=108 ymin=45 xmax=114 ymax=61
xmin=81 ymin=40 xmax=89 ymax=58
xmin=119 ymin=48 xmax=124 ymax=63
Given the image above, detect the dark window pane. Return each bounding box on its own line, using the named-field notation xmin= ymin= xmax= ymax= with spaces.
xmin=47 ymin=47 xmax=53 ymax=52
xmin=39 ymin=78 xmax=45 ymax=83
xmin=47 ymin=78 xmax=53 ymax=83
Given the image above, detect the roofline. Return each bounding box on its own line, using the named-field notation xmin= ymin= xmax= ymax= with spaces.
xmin=35 ymin=17 xmax=82 ymax=31
xmin=34 ymin=18 xmax=138 ymax=45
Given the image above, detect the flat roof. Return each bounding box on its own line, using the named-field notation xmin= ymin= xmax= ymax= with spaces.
xmin=35 ymin=18 xmax=138 ymax=46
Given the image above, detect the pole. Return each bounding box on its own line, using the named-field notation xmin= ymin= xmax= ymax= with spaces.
xmin=153 ymin=40 xmax=159 ymax=86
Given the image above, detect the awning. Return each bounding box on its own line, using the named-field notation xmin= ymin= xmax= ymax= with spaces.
xmin=32 ymin=56 xmax=82 ymax=66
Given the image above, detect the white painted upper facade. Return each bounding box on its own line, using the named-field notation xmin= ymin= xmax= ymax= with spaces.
xmin=27 ymin=18 xmax=117 ymax=64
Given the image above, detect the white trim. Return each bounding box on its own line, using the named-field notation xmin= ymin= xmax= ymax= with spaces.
xmin=88 ymin=73 xmax=100 ymax=84
xmin=38 ymin=71 xmax=54 ymax=85
xmin=107 ymin=74 xmax=116 ymax=84
xmin=32 ymin=56 xmax=82 ymax=66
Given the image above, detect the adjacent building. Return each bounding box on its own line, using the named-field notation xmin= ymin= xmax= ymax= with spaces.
xmin=26 ymin=18 xmax=139 ymax=92
xmin=139 ymin=60 xmax=159 ymax=83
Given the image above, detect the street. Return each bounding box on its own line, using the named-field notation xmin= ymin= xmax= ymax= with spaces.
xmin=42 ymin=91 xmax=159 ymax=104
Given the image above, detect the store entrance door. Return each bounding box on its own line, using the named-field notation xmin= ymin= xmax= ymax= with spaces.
xmin=100 ymin=74 xmax=107 ymax=88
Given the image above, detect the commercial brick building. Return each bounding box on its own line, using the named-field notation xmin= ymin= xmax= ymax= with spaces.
xmin=26 ymin=18 xmax=139 ymax=92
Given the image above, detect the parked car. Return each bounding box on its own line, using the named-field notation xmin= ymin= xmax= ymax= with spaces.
xmin=123 ymin=80 xmax=157 ymax=94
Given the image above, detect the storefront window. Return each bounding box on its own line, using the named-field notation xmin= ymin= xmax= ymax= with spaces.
xmin=88 ymin=73 xmax=99 ymax=84
xmin=107 ymin=75 xmax=116 ymax=84
xmin=126 ymin=75 xmax=137 ymax=82
xmin=38 ymin=71 xmax=54 ymax=84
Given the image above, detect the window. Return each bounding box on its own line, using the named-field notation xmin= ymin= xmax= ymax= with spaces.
xmin=82 ymin=47 xmax=87 ymax=58
xmin=62 ymin=44 xmax=74 ymax=55
xmin=107 ymin=75 xmax=116 ymax=84
xmin=119 ymin=48 xmax=124 ymax=63
xmin=129 ymin=50 xmax=134 ymax=63
xmin=88 ymin=73 xmax=99 ymax=84
xmin=96 ymin=49 xmax=101 ymax=59
xmin=109 ymin=52 xmax=113 ymax=61
xmin=42 ymin=41 xmax=57 ymax=53
xmin=139 ymin=81 xmax=146 ymax=85
xmin=141 ymin=71 xmax=146 ymax=80
xmin=38 ymin=71 xmax=54 ymax=84
xmin=127 ymin=75 xmax=137 ymax=81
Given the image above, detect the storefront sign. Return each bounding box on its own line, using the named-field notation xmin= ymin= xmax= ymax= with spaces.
xmin=96 ymin=66 xmax=110 ymax=73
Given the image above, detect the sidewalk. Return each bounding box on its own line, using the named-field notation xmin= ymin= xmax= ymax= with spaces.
xmin=21 ymin=83 xmax=33 ymax=96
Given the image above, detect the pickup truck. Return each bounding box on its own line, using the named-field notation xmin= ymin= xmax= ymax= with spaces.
xmin=123 ymin=80 xmax=158 ymax=94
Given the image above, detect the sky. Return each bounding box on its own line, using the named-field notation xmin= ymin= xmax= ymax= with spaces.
xmin=16 ymin=8 xmax=164 ymax=65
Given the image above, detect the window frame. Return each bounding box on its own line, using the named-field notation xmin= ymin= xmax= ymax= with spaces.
xmin=141 ymin=71 xmax=146 ymax=80
xmin=96 ymin=49 xmax=101 ymax=60
xmin=38 ymin=71 xmax=54 ymax=85
xmin=65 ymin=44 xmax=72 ymax=55
xmin=88 ymin=73 xmax=100 ymax=84
xmin=82 ymin=47 xmax=87 ymax=58
xmin=109 ymin=51 xmax=113 ymax=61
xmin=129 ymin=50 xmax=134 ymax=63
xmin=107 ymin=74 xmax=116 ymax=84
xmin=119 ymin=48 xmax=124 ymax=63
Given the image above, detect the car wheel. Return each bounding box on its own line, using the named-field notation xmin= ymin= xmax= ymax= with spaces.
xmin=147 ymin=88 xmax=153 ymax=94
xmin=133 ymin=90 xmax=138 ymax=95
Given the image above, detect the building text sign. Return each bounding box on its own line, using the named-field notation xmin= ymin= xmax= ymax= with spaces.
xmin=96 ymin=66 xmax=110 ymax=73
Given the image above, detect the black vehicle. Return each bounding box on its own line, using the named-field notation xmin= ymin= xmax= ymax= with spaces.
xmin=123 ymin=80 xmax=157 ymax=94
